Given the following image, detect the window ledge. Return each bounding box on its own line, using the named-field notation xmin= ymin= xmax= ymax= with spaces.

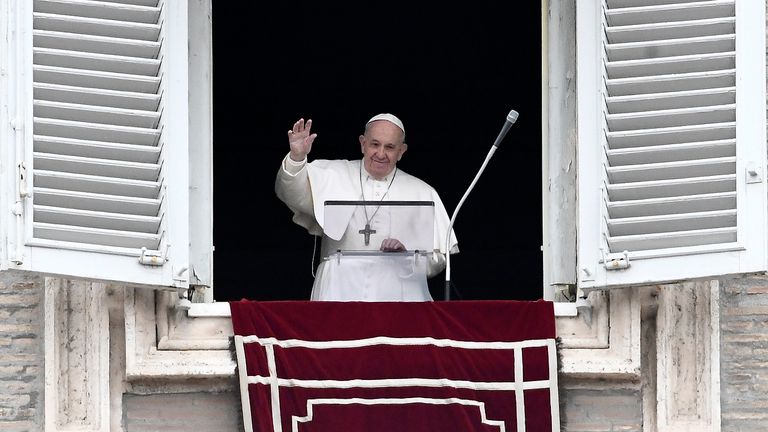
xmin=188 ymin=301 xmax=231 ymax=317
xmin=125 ymin=288 xmax=235 ymax=381
xmin=131 ymin=294 xmax=638 ymax=380
xmin=553 ymin=302 xmax=577 ymax=317
xmin=190 ymin=301 xmax=577 ymax=318
xmin=556 ymin=289 xmax=641 ymax=378
xmin=187 ymin=302 xmax=578 ymax=318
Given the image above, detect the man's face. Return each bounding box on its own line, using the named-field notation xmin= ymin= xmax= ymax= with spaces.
xmin=359 ymin=121 xmax=408 ymax=180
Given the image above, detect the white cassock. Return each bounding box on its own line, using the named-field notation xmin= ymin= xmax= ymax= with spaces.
xmin=276 ymin=155 xmax=459 ymax=301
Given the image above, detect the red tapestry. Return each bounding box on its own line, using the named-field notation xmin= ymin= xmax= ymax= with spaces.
xmin=229 ymin=300 xmax=559 ymax=432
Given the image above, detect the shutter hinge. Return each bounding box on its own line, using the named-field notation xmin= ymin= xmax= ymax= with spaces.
xmin=11 ymin=118 xmax=29 ymax=199
xmin=139 ymin=244 xmax=169 ymax=266
xmin=17 ymin=160 xmax=28 ymax=198
xmin=11 ymin=161 xmax=28 ymax=265
xmin=602 ymin=249 xmax=630 ymax=271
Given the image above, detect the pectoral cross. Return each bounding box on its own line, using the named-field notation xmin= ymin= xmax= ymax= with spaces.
xmin=359 ymin=223 xmax=376 ymax=246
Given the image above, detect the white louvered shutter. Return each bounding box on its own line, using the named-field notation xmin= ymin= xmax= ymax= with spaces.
xmin=577 ymin=0 xmax=767 ymax=289
xmin=1 ymin=0 xmax=193 ymax=288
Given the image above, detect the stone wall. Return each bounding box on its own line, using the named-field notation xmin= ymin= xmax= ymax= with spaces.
xmin=6 ymin=269 xmax=767 ymax=431
xmin=0 ymin=274 xmax=44 ymax=432
xmin=720 ymin=275 xmax=768 ymax=430
xmin=124 ymin=392 xmax=242 ymax=431
xmin=559 ymin=379 xmax=642 ymax=431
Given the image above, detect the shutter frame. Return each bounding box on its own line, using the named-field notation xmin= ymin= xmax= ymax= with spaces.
xmin=0 ymin=0 xmax=198 ymax=289
xmin=577 ymin=0 xmax=767 ymax=290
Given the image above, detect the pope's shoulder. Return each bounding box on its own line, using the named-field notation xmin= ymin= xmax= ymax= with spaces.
xmin=308 ymin=159 xmax=436 ymax=190
xmin=394 ymin=167 xmax=435 ymax=191
xmin=306 ymin=158 xmax=350 ymax=169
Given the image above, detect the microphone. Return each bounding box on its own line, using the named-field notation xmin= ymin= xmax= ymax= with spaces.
xmin=444 ymin=109 xmax=518 ymax=300
xmin=492 ymin=110 xmax=519 ymax=148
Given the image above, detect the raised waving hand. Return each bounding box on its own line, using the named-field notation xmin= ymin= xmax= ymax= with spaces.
xmin=287 ymin=118 xmax=317 ymax=161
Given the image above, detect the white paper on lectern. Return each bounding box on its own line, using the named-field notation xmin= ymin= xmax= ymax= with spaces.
xmin=322 ymin=201 xmax=435 ymax=252
xmin=315 ymin=201 xmax=436 ymax=301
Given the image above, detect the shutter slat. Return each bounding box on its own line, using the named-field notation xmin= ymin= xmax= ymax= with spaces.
xmin=34 ymin=152 xmax=160 ymax=181
xmin=34 ymin=30 xmax=160 ymax=58
xmin=33 ymin=222 xmax=160 ymax=249
xmin=35 ymin=170 xmax=160 ymax=198
xmin=606 ymin=122 xmax=735 ymax=149
xmin=34 ymin=118 xmax=159 ymax=145
xmin=606 ymin=17 xmax=734 ymax=44
xmin=606 ymin=105 xmax=734 ymax=131
xmin=606 ymin=88 xmax=735 ymax=113
xmin=607 ymin=139 xmax=735 ymax=165
xmin=98 ymin=0 xmax=159 ymax=7
xmin=34 ymin=65 xmax=160 ymax=93
xmin=34 ymin=205 xmax=161 ymax=233
xmin=34 ymin=47 xmax=160 ymax=76
xmin=607 ymin=156 xmax=735 ymax=184
xmin=35 ymin=0 xmax=161 ymax=24
xmin=34 ymin=100 xmax=160 ymax=128
xmin=607 ymin=0 xmax=707 ymax=9
xmin=34 ymin=135 xmax=160 ymax=163
xmin=34 ymin=83 xmax=160 ymax=111
xmin=607 ymin=227 xmax=736 ymax=252
xmin=34 ymin=187 xmax=161 ymax=216
xmin=607 ymin=174 xmax=736 ymax=201
xmin=34 ymin=13 xmax=160 ymax=42
xmin=606 ymin=1 xmax=734 ymax=27
xmin=606 ymin=53 xmax=734 ymax=80
xmin=608 ymin=209 xmax=736 ymax=236
xmin=606 ymin=35 xmax=734 ymax=62
xmin=606 ymin=70 xmax=735 ymax=96
xmin=607 ymin=192 xmax=735 ymax=219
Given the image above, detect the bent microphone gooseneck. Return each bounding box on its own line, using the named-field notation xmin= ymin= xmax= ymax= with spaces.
xmin=444 ymin=109 xmax=519 ymax=301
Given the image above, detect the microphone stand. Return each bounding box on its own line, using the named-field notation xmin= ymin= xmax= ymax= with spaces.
xmin=444 ymin=146 xmax=499 ymax=301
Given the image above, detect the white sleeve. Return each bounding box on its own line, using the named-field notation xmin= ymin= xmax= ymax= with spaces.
xmin=275 ymin=154 xmax=321 ymax=235
xmin=281 ymin=153 xmax=307 ymax=176
xmin=426 ymin=251 xmax=447 ymax=278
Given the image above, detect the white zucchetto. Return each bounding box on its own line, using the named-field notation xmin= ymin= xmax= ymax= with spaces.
xmin=366 ymin=113 xmax=405 ymax=135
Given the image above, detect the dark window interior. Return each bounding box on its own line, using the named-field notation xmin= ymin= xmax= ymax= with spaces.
xmin=212 ymin=2 xmax=543 ymax=301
